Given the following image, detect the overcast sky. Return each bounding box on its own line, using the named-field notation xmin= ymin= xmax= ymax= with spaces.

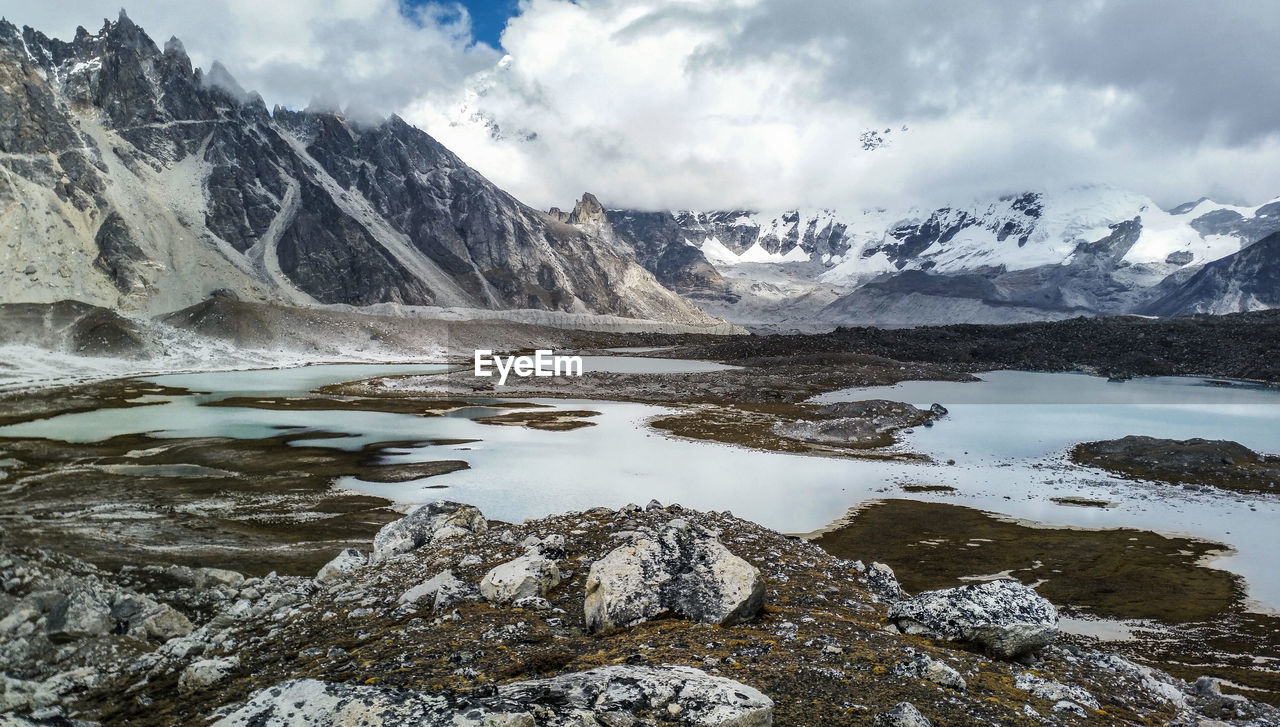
xmin=6 ymin=0 xmax=1280 ymax=212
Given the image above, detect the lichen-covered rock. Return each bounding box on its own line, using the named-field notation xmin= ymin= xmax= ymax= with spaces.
xmin=0 ymin=675 xmax=55 ymax=713
xmin=194 ymin=567 xmax=245 ymax=590
xmin=888 ymin=579 xmax=1057 ymax=659
xmin=1014 ymin=672 xmax=1099 ymax=710
xmin=211 ymin=666 xmax=772 ymax=726
xmin=44 ymin=588 xmax=111 ymax=643
xmin=315 ymin=548 xmax=366 ymax=582
xmin=892 ymin=650 xmax=966 ymax=691
xmin=137 ymin=602 xmax=194 ymax=642
xmin=584 ymin=518 xmax=764 ymax=634
xmin=874 ymin=702 xmax=933 ymax=727
xmin=864 ymin=562 xmax=905 ymax=603
xmin=110 ymin=597 xmax=192 ymax=642
xmin=480 ymin=553 xmax=561 ymax=604
xmin=371 ymin=502 xmax=487 ymax=562
xmin=399 ymin=569 xmax=475 ymax=611
xmin=179 ymin=657 xmax=240 ymax=693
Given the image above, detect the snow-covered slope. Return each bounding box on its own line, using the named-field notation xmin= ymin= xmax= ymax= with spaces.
xmin=602 ymin=185 xmax=1280 ymax=329
xmin=0 ymin=12 xmax=718 ymax=328
xmin=1142 ymin=232 xmax=1280 ymax=316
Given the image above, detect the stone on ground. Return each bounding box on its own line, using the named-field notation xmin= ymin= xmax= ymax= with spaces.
xmin=314 ymin=548 xmax=366 ymax=582
xmin=371 ymin=502 xmax=487 ymax=562
xmin=479 ymin=553 xmax=561 ymax=604
xmin=399 ymin=569 xmax=475 ymax=611
xmin=874 ymin=701 xmax=933 ymax=727
xmin=210 ymin=666 xmax=772 ymax=726
xmin=584 ymin=518 xmax=764 ymax=634
xmin=888 ymin=579 xmax=1057 ymax=659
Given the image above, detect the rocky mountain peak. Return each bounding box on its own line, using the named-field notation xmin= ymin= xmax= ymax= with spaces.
xmin=570 ymin=192 xmax=607 ymax=225
xmin=0 ymin=10 xmax=721 ymax=327
xmin=203 ymin=60 xmax=248 ymax=100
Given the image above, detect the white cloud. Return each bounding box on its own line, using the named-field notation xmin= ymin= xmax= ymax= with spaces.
xmin=5 ymin=0 xmax=1279 ymax=213
xmin=6 ymin=0 xmax=498 ymax=119
xmin=417 ymin=0 xmax=1280 ymax=212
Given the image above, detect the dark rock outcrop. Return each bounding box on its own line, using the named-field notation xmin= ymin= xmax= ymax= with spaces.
xmin=601 ymin=209 xmax=735 ymax=301
xmin=1142 ymin=232 xmax=1280 ymax=316
xmin=92 ymin=211 xmax=148 ymax=294
xmin=1072 ymin=435 xmax=1280 ymax=495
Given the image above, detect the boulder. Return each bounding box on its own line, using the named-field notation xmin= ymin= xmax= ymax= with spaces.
xmin=45 ymin=588 xmax=112 ymax=643
xmin=874 ymin=702 xmax=933 ymax=727
xmin=892 ymin=650 xmax=965 ymax=691
xmin=195 ymin=567 xmax=245 ymax=590
xmin=399 ymin=570 xmax=475 ymax=611
xmin=864 ymin=562 xmax=905 ymax=603
xmin=179 ymin=657 xmax=240 ymax=693
xmin=315 ymin=548 xmax=366 ymax=582
xmin=137 ymin=602 xmax=194 ymax=641
xmin=210 ymin=666 xmax=772 ymax=726
xmin=371 ymin=502 xmax=487 ymax=562
xmin=888 ymin=579 xmax=1057 ymax=659
xmin=480 ymin=553 xmax=561 ymax=604
xmin=584 ymin=519 xmax=765 ymax=634
xmin=1014 ymin=672 xmax=1099 ymax=710
xmin=0 ymin=675 xmax=55 ymax=713
xmin=110 ymin=597 xmax=193 ymax=642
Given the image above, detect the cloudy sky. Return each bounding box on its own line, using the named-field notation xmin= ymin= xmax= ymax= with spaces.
xmin=7 ymin=1 xmax=1280 ymax=212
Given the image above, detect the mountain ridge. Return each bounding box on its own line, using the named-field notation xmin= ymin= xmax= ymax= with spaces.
xmin=0 ymin=12 xmax=719 ymax=327
xmin=583 ymin=186 xmax=1280 ymax=329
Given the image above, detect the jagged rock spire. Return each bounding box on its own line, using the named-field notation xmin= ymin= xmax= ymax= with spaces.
xmin=569 ymin=192 xmax=606 ymax=225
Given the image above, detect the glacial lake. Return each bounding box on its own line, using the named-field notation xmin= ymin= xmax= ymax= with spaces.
xmin=2 ymin=364 xmax=1278 ymax=608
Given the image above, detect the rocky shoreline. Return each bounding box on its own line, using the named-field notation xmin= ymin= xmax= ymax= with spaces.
xmin=594 ymin=310 xmax=1280 ymax=384
xmin=1072 ymin=437 xmax=1280 ymax=496
xmin=3 ymin=500 xmax=1277 ymax=726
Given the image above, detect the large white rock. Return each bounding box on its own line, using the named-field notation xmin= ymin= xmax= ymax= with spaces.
xmin=888 ymin=579 xmax=1057 ymax=659
xmin=584 ymin=519 xmax=765 ymax=634
xmin=371 ymin=502 xmax=487 ymax=562
xmin=211 ymin=666 xmax=772 ymax=726
xmin=874 ymin=702 xmax=933 ymax=727
xmin=315 ymin=548 xmax=367 ymax=582
xmin=0 ymin=675 xmax=56 ymax=713
xmin=399 ymin=569 xmax=475 ymax=611
xmin=179 ymin=656 xmax=240 ymax=693
xmin=479 ymin=553 xmax=561 ymax=604
xmin=132 ymin=602 xmax=194 ymax=642
xmin=44 ymin=588 xmax=112 ymax=643
xmin=195 ymin=567 xmax=246 ymax=590
xmin=1015 ymin=672 xmax=1100 ymax=710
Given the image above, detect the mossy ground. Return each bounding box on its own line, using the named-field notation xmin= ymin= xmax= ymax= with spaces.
xmin=814 ymin=499 xmax=1280 ymax=705
xmin=0 ymin=429 xmax=472 ymax=576
xmin=474 ymin=409 xmax=601 ymax=431
xmin=1072 ymin=436 xmax=1280 ymax=496
xmin=81 ymin=506 xmax=1180 ymax=727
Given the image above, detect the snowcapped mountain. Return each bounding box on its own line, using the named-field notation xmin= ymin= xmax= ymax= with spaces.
xmin=592 ymin=185 xmax=1280 ymax=329
xmin=0 ymin=12 xmax=717 ymax=327
xmin=1142 ymin=232 xmax=1280 ymax=316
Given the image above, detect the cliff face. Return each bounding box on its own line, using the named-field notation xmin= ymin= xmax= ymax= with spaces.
xmin=0 ymin=12 xmax=715 ymax=326
xmin=1142 ymin=232 xmax=1280 ymax=316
